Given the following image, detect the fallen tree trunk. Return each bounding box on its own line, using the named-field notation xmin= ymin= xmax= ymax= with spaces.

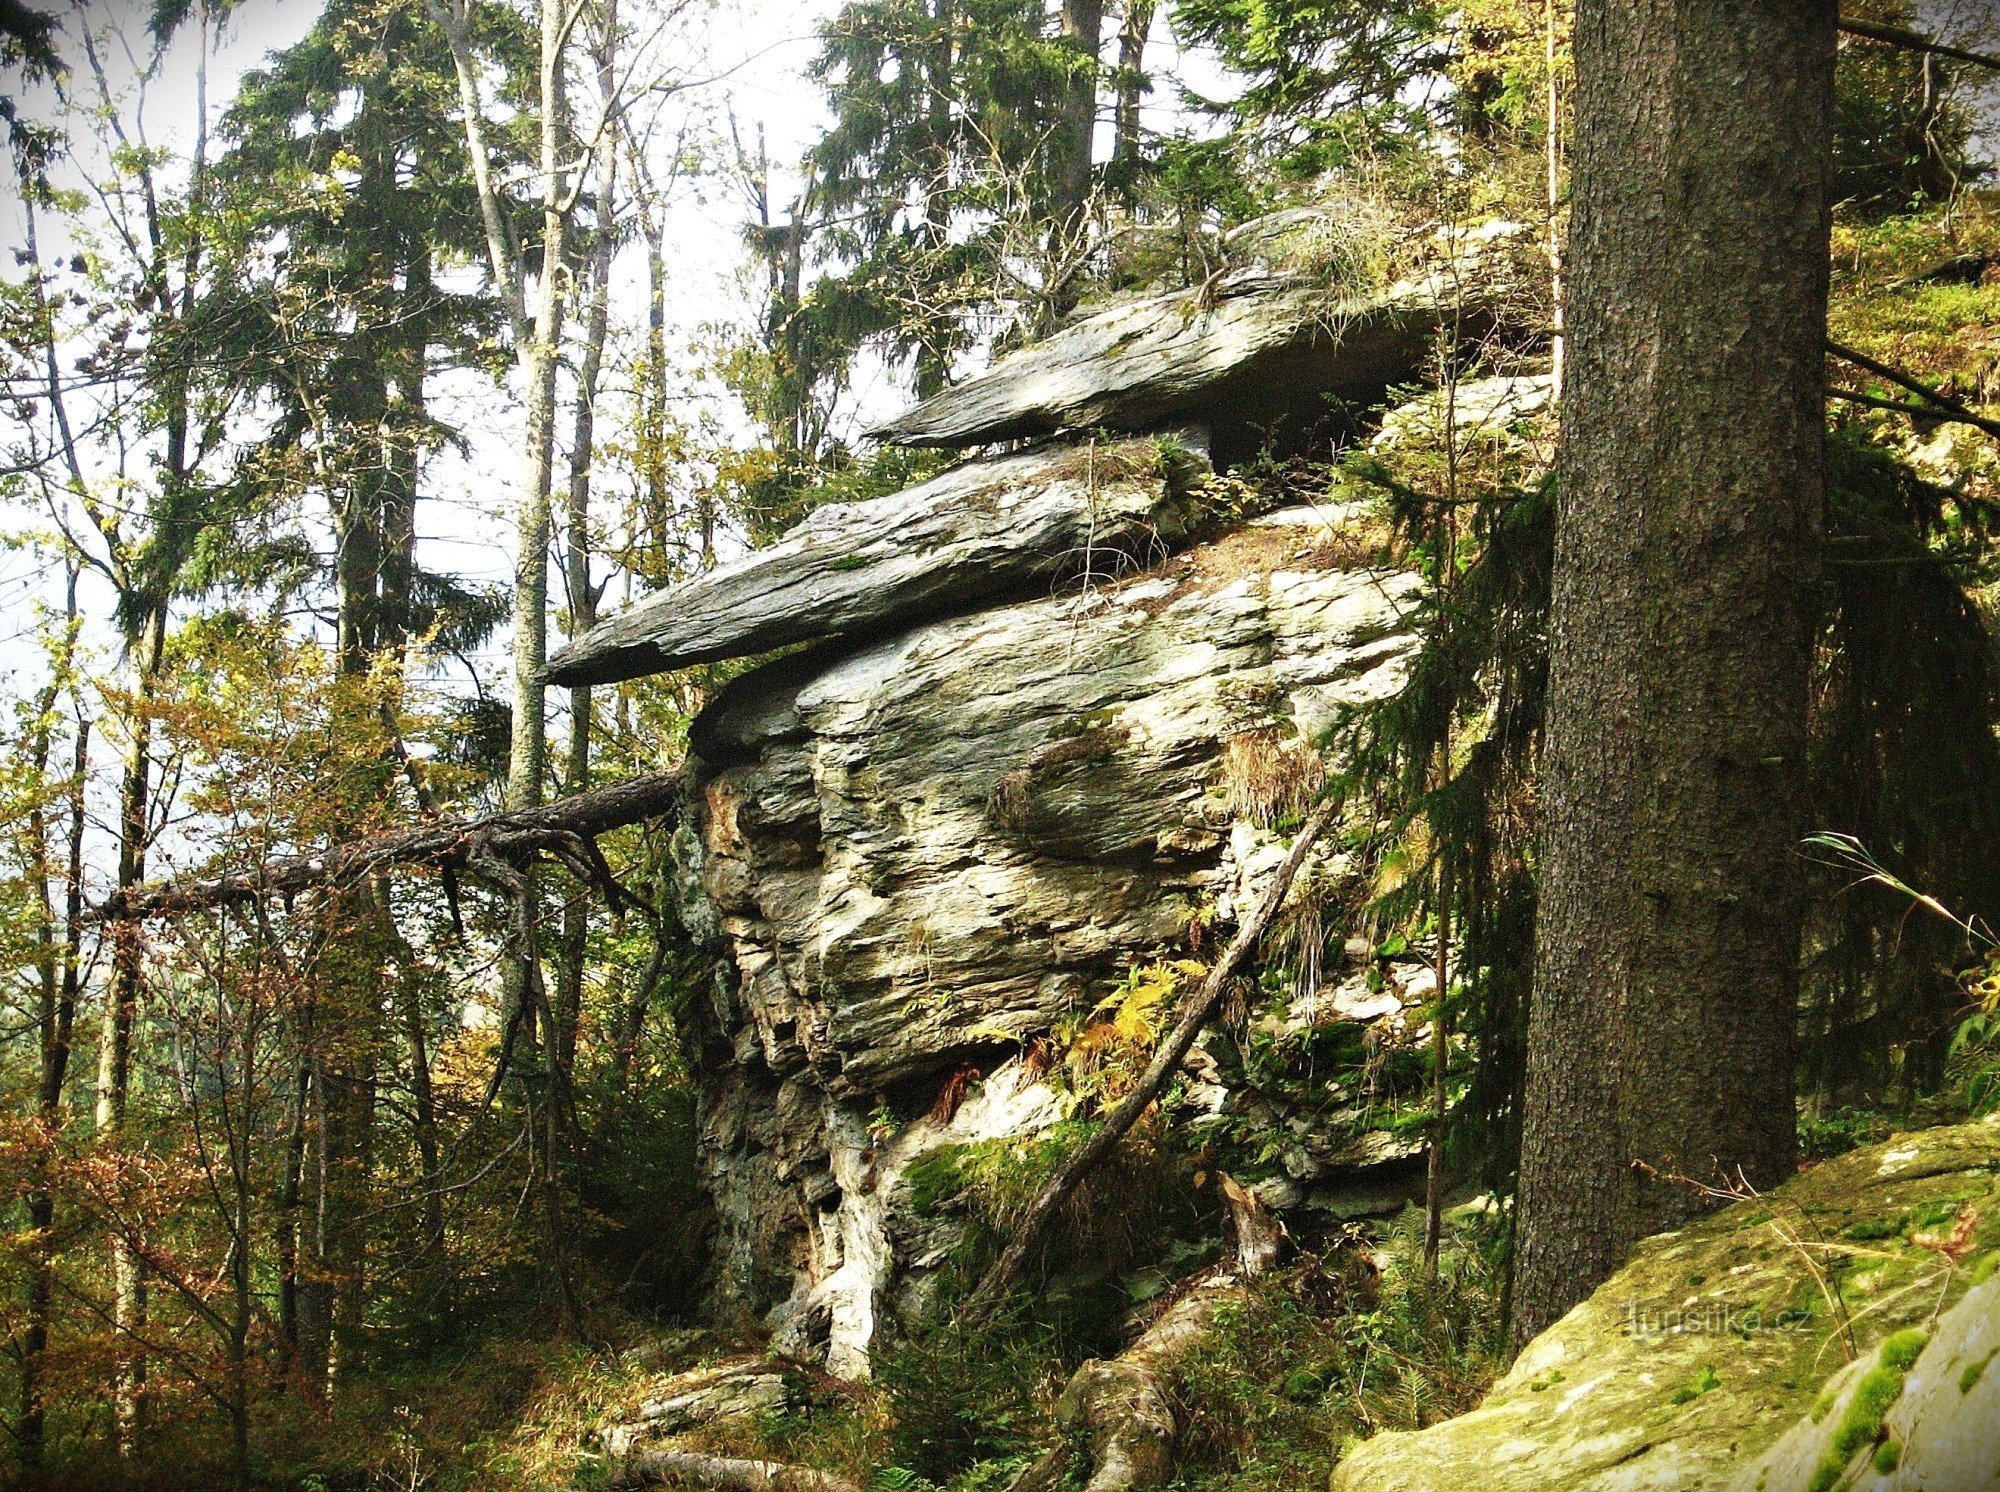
xmin=608 ymin=1450 xmax=863 ymax=1492
xmin=1828 ymin=340 xmax=2000 ymax=442
xmin=958 ymin=795 xmax=1338 ymax=1320
xmin=89 ymin=772 xmax=682 ymax=923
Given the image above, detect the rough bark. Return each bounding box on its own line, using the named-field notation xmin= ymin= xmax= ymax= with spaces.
xmin=1110 ymin=0 xmax=1154 ymax=189
xmin=1511 ymin=0 xmax=1835 ymax=1344
xmin=1046 ymin=0 xmax=1104 ymax=319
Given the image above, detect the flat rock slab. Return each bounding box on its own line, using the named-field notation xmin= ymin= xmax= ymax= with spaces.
xmin=1328 ymin=1118 xmax=2000 ymax=1491
xmin=545 ymin=437 xmax=1213 ymax=687
xmin=871 ymin=221 xmax=1529 ymax=450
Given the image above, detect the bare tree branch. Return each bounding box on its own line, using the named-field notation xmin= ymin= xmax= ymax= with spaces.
xmin=1828 ymin=340 xmax=2000 ymax=443
xmin=957 ymin=794 xmax=1341 ymax=1321
xmin=1838 ymin=16 xmax=2000 ymax=73
xmin=90 ymin=773 xmax=683 ymax=923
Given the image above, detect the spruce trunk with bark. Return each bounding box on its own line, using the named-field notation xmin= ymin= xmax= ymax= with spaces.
xmin=1511 ymin=0 xmax=1836 ymax=1345
xmin=1046 ymin=0 xmax=1103 ymax=322
xmin=1110 ymin=0 xmax=1153 ymax=194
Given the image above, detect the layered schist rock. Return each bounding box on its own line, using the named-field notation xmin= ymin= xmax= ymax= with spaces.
xmin=674 ymin=509 xmax=1425 ymax=1375
xmin=871 ymin=220 xmax=1530 ymax=453
xmin=546 ymin=436 xmax=1214 ymax=688
xmin=558 ymin=224 xmax=1545 ymax=1374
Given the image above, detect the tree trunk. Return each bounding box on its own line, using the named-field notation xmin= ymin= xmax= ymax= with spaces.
xmin=1511 ymin=0 xmax=1836 ymax=1345
xmin=557 ymin=0 xmax=618 ymax=1107
xmin=17 ymin=630 xmax=85 ymax=1469
xmin=1047 ymin=0 xmax=1105 ymax=319
xmin=100 ymin=605 xmax=166 ymax=1451
xmin=1110 ymin=0 xmax=1153 ymax=191
xmin=507 ymin=0 xmax=573 ymax=814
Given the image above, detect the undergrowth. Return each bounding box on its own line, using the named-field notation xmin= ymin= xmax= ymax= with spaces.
xmin=1163 ymin=1208 xmax=1507 ymax=1492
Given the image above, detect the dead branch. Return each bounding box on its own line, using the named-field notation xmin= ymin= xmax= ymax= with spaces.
xmin=1828 ymin=341 xmax=2000 ymax=443
xmin=88 ymin=772 xmax=682 ymax=924
xmin=1838 ymin=16 xmax=2000 ymax=73
xmin=958 ymin=795 xmax=1339 ymax=1321
xmin=608 ymin=1451 xmax=863 ymax=1492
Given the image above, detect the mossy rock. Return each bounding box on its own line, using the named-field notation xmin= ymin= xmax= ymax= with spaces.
xmin=1729 ymin=1273 xmax=2000 ymax=1491
xmin=1328 ymin=1118 xmax=2000 ymax=1491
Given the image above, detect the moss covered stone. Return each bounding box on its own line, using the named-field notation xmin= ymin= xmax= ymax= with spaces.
xmin=1327 ymin=1118 xmax=2000 ymax=1491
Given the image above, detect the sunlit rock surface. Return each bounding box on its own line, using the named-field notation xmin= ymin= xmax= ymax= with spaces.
xmin=675 ymin=512 xmax=1425 ymax=1374
xmin=1327 ymin=1118 xmax=2000 ymax=1491
xmin=545 ymin=436 xmax=1215 ymax=688
xmin=872 ymin=221 xmax=1530 ymax=452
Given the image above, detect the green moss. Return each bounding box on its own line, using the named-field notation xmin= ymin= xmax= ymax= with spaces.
xmin=1807 ymin=1331 xmax=1928 ymax=1492
xmin=1879 ymin=1329 xmax=1929 ymax=1371
xmin=1811 ymin=1386 xmax=1840 ymax=1424
xmin=1961 ymin=1348 xmax=1996 ymax=1395
xmin=827 ymin=555 xmax=873 ymax=572
xmin=902 ymin=1127 xmax=1091 ymax=1219
xmin=1872 ymin=1439 xmax=1902 ymax=1473
xmin=1670 ymin=1365 xmax=1721 ymax=1406
xmin=1908 ymin=1198 xmax=1960 ymax=1231
xmin=1843 ymin=1214 xmax=1906 ymax=1242
xmin=1969 ymin=1249 xmax=2000 ymax=1286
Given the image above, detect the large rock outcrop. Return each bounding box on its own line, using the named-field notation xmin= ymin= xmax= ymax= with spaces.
xmin=675 ymin=508 xmax=1424 ymax=1375
xmin=1327 ymin=1118 xmax=2000 ymax=1491
xmin=556 ymin=215 xmax=1552 ymax=1377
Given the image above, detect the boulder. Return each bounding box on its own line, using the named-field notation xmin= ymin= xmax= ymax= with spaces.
xmin=1327 ymin=1118 xmax=2000 ymax=1491
xmin=545 ymin=435 xmax=1217 ymax=688
xmin=871 ymin=221 xmax=1530 ymax=454
xmin=1730 ymin=1267 xmax=2000 ymax=1491
xmin=676 ymin=510 xmax=1425 ymax=1374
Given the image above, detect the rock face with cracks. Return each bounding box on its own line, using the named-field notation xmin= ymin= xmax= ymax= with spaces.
xmin=674 ymin=508 xmax=1425 ymax=1376
xmin=557 ymin=233 xmax=1542 ymax=1378
xmin=871 ymin=220 xmax=1531 ymax=453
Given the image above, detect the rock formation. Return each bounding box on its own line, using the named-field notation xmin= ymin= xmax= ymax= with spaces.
xmin=678 ymin=507 xmax=1425 ymax=1374
xmin=567 ymin=224 xmax=1538 ymax=1377
xmin=545 ymin=435 xmax=1216 ymax=688
xmin=871 ymin=219 xmax=1530 ymax=456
